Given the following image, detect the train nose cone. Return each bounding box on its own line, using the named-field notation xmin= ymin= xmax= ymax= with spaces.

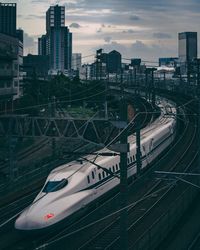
xmin=15 ymin=216 xmax=27 ymax=230
xmin=15 ymin=213 xmax=44 ymax=231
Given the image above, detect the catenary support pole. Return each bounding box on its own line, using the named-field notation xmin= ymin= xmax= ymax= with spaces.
xmin=51 ymin=96 xmax=56 ymax=159
xmin=119 ymin=74 xmax=129 ymax=250
xmin=136 ymin=108 xmax=142 ymax=177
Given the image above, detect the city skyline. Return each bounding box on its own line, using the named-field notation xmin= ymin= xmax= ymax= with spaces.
xmin=4 ymin=0 xmax=200 ymax=62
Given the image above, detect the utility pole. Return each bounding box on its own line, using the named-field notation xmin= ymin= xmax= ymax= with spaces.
xmin=96 ymin=49 xmax=103 ymax=81
xmin=187 ymin=61 xmax=191 ymax=85
xmin=105 ymin=80 xmax=108 ymax=119
xmin=151 ymin=68 xmax=156 ymax=107
xmin=8 ymin=117 xmax=18 ymax=181
xmin=145 ymin=68 xmax=148 ymax=100
xmin=134 ymin=66 xmax=137 ymax=94
xmin=136 ymin=108 xmax=142 ymax=176
xmin=119 ymin=85 xmax=129 ymax=250
xmin=109 ymin=75 xmax=129 ymax=249
xmin=51 ymin=96 xmax=56 ymax=159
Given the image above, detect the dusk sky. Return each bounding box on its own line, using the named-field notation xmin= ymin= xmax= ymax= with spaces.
xmin=4 ymin=0 xmax=200 ymax=63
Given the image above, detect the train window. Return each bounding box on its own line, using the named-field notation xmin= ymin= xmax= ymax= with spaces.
xmin=92 ymin=171 xmax=95 ymax=179
xmin=102 ymin=171 xmax=105 ymax=178
xmin=116 ymin=164 xmax=118 ymax=171
xmin=43 ymin=179 xmax=68 ymax=193
xmin=87 ymin=176 xmax=90 ymax=184
xmin=99 ymin=173 xmax=101 ymax=180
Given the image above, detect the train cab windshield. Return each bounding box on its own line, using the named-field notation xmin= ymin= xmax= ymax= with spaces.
xmin=42 ymin=179 xmax=68 ymax=193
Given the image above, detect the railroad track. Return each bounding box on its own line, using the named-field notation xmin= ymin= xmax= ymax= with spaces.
xmin=0 ymin=138 xmax=50 ymax=173
xmin=30 ymin=95 xmax=198 ymax=250
xmin=72 ymin=98 xmax=197 ymax=250
xmin=0 ymin=98 xmax=172 ymax=250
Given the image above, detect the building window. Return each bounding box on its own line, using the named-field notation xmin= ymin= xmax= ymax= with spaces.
xmin=99 ymin=173 xmax=101 ymax=180
xmin=102 ymin=171 xmax=105 ymax=178
xmin=112 ymin=166 xmax=115 ymax=172
xmin=116 ymin=164 xmax=119 ymax=171
xmin=92 ymin=171 xmax=95 ymax=179
xmin=87 ymin=176 xmax=90 ymax=184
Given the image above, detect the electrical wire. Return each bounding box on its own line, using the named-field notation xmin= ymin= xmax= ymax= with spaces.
xmin=0 ymin=96 xmax=176 ymax=228
xmin=36 ymin=183 xmax=174 ymax=249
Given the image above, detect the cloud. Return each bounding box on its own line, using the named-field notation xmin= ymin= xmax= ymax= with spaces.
xmin=69 ymin=22 xmax=81 ymax=28
xmin=96 ymin=41 xmax=128 ymax=56
xmin=92 ymin=40 xmax=177 ymax=62
xmin=23 ymin=32 xmax=37 ymax=55
xmin=122 ymin=29 xmax=135 ymax=34
xmin=97 ymin=28 xmax=102 ymax=33
xmin=24 ymin=32 xmax=35 ymax=48
xmin=153 ymin=33 xmax=172 ymax=39
xmin=16 ymin=0 xmax=200 ymax=60
xmin=130 ymin=15 xmax=140 ymax=21
xmin=131 ymin=40 xmax=176 ymax=60
xmin=104 ymin=36 xmax=112 ymax=43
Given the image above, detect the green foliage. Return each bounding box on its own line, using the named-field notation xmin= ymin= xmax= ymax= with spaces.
xmin=16 ymin=75 xmax=106 ymax=115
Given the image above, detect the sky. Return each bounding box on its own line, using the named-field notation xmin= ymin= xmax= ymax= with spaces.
xmin=3 ymin=0 xmax=200 ymax=63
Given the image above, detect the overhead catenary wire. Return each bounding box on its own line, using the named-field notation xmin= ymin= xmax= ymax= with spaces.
xmin=35 ymin=183 xmax=174 ymax=249
xmin=0 ymin=94 xmax=178 ymax=228
xmin=0 ymin=101 xmax=186 ymax=232
xmin=0 ymin=99 xmax=151 ymax=228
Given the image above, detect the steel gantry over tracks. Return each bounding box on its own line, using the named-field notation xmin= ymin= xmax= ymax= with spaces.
xmin=0 ymin=115 xmax=123 ymax=145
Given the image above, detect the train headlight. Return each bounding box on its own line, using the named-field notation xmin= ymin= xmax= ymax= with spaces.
xmin=44 ymin=213 xmax=55 ymax=220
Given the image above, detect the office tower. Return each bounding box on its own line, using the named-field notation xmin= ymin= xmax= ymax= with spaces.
xmin=38 ymin=35 xmax=47 ymax=56
xmin=0 ymin=3 xmax=16 ymax=37
xmin=178 ymin=32 xmax=197 ymax=74
xmin=48 ymin=26 xmax=72 ymax=72
xmin=72 ymin=53 xmax=82 ymax=71
xmin=107 ymin=50 xmax=122 ymax=73
xmin=46 ymin=5 xmax=65 ymax=32
xmin=42 ymin=5 xmax=72 ymax=73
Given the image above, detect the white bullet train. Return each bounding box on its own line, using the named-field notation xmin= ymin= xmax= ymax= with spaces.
xmin=15 ymin=100 xmax=177 ymax=231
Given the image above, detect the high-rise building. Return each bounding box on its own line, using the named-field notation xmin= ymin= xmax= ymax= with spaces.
xmin=0 ymin=3 xmax=23 ymax=103
xmin=48 ymin=26 xmax=72 ymax=72
xmin=38 ymin=35 xmax=47 ymax=56
xmin=178 ymin=32 xmax=197 ymax=74
xmin=72 ymin=53 xmax=82 ymax=71
xmin=0 ymin=3 xmax=16 ymax=37
xmin=107 ymin=50 xmax=122 ymax=73
xmin=39 ymin=5 xmax=72 ymax=74
xmin=46 ymin=5 xmax=65 ymax=32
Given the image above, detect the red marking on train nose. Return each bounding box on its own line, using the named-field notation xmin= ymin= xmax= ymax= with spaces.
xmin=44 ymin=213 xmax=54 ymax=220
